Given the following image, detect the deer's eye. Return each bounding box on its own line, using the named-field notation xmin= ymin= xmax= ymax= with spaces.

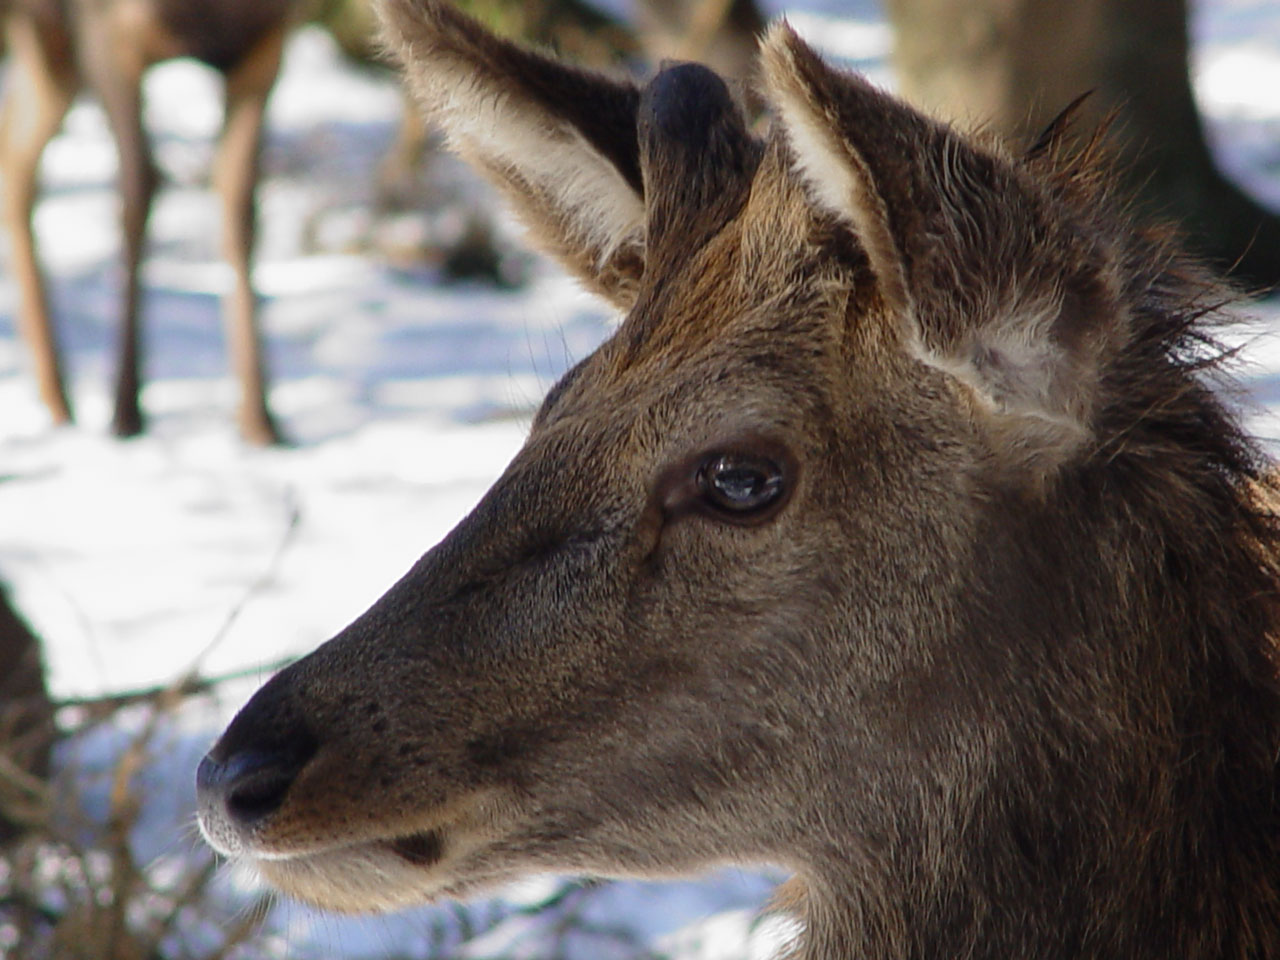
xmin=697 ymin=454 xmax=785 ymax=516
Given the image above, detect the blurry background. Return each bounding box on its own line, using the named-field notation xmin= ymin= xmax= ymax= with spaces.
xmin=1 ymin=0 xmax=1278 ymax=957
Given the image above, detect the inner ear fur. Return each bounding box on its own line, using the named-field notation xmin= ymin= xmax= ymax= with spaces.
xmin=760 ymin=21 xmax=1121 ymax=478
xmin=377 ymin=0 xmax=647 ymax=308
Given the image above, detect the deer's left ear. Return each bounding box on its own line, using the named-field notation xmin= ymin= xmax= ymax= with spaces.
xmin=760 ymin=23 xmax=1120 ymax=477
xmin=378 ymin=0 xmax=646 ymax=309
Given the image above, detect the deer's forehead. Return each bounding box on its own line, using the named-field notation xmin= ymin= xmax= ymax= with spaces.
xmin=611 ymin=215 xmax=843 ymax=370
xmin=536 ymin=158 xmax=875 ymax=444
xmin=539 ymin=318 xmax=844 ymax=458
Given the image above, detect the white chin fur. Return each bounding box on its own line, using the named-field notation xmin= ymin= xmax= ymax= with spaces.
xmin=248 ymin=843 xmax=450 ymax=913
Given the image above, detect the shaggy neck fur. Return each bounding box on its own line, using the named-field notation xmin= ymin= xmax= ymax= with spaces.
xmin=788 ymin=212 xmax=1280 ymax=960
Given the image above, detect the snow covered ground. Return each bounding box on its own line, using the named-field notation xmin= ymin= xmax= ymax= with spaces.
xmin=1 ymin=1 xmax=1278 ymax=956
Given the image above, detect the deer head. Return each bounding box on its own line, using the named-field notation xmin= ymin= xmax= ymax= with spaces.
xmin=196 ymin=3 xmax=1280 ymax=957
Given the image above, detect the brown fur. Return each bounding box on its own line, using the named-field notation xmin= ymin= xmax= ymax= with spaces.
xmin=0 ymin=0 xmax=295 ymax=443
xmin=196 ymin=3 xmax=1280 ymax=957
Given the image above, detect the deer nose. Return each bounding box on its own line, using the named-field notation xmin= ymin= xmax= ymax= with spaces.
xmin=196 ymin=746 xmax=311 ymax=827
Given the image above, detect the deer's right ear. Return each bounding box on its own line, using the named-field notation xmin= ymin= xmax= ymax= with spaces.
xmin=760 ymin=22 xmax=1118 ymax=479
xmin=377 ymin=0 xmax=646 ymax=308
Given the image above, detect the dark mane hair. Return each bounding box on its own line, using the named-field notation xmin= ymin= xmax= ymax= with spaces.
xmin=983 ymin=122 xmax=1280 ymax=958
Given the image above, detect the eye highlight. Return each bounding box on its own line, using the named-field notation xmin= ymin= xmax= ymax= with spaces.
xmin=656 ymin=438 xmax=796 ymax=529
xmin=697 ymin=453 xmax=786 ymax=518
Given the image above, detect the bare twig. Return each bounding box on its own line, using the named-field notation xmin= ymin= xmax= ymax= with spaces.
xmin=56 ymin=492 xmax=303 ymax=730
xmin=54 ymin=656 xmax=299 ymax=727
xmin=0 ymin=750 xmax=52 ymax=830
xmin=185 ymin=492 xmax=302 ymax=682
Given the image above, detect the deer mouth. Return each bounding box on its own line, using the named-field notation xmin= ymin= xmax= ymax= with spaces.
xmin=215 ymin=793 xmax=520 ymax=913
xmin=387 ymin=829 xmax=445 ymax=867
xmin=238 ymin=827 xmax=473 ymax=913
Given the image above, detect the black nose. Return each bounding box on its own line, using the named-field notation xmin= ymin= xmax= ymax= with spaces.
xmin=197 ymin=745 xmax=312 ymax=827
xmin=197 ymin=660 xmax=319 ymax=832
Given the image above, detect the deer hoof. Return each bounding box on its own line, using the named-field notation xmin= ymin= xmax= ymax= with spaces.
xmin=110 ymin=406 xmax=145 ymax=438
xmin=240 ymin=412 xmax=287 ymax=447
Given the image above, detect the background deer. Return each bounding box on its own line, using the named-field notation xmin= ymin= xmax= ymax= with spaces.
xmin=0 ymin=0 xmax=294 ymax=443
xmin=195 ymin=1 xmax=1280 ymax=956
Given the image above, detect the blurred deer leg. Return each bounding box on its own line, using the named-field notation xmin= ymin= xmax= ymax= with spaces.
xmin=0 ymin=14 xmax=77 ymax=424
xmin=76 ymin=33 xmax=158 ymax=438
xmin=375 ymin=87 xmax=431 ymax=210
xmin=215 ymin=25 xmax=286 ymax=446
xmin=676 ymin=0 xmax=735 ymax=60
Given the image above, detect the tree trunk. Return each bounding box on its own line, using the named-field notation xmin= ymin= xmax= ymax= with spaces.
xmin=885 ymin=0 xmax=1280 ymax=288
xmin=0 ymin=584 xmax=53 ymax=844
